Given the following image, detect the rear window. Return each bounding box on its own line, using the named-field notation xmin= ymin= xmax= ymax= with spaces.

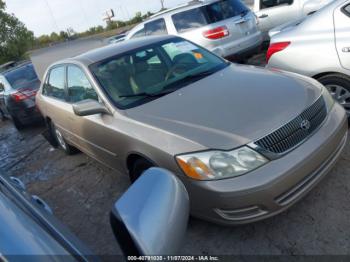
xmin=172 ymin=0 xmax=249 ymax=33
xmin=4 ymin=64 xmax=38 ymax=89
xmin=204 ymin=0 xmax=249 ymax=23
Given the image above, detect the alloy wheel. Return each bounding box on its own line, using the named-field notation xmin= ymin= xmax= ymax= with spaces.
xmin=55 ymin=128 xmax=67 ymax=150
xmin=326 ymin=84 xmax=350 ymax=116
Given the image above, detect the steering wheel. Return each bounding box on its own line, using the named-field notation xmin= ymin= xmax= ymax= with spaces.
xmin=165 ymin=63 xmax=189 ymax=81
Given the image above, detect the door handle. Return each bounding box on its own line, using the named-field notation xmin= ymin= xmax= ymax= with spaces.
xmin=235 ymin=18 xmax=248 ymax=24
xmin=342 ymin=47 xmax=350 ymax=52
xmin=259 ymin=14 xmax=268 ymax=18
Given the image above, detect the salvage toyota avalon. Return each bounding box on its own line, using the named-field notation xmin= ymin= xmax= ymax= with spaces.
xmin=36 ymin=35 xmax=348 ymax=225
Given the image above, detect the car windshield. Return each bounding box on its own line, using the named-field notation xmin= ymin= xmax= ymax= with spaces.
xmin=4 ymin=64 xmax=39 ymax=90
xmin=89 ymin=38 xmax=228 ymax=109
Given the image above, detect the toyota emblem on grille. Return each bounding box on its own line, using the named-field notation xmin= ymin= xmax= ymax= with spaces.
xmin=300 ymin=120 xmax=311 ymax=130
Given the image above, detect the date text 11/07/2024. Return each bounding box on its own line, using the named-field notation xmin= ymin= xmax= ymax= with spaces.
xmin=127 ymin=256 xmax=220 ymax=261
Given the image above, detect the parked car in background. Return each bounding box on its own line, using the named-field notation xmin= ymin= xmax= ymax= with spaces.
xmin=125 ymin=0 xmax=262 ymax=59
xmin=266 ymin=0 xmax=350 ymax=116
xmin=248 ymin=0 xmax=333 ymax=38
xmin=0 ymin=167 xmax=189 ymax=259
xmin=0 ymin=62 xmax=43 ymax=129
xmin=107 ymin=33 xmax=127 ymax=45
xmin=36 ymin=35 xmax=347 ymax=225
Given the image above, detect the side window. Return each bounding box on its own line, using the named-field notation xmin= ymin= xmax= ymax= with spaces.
xmin=67 ymin=66 xmax=98 ymax=103
xmin=131 ymin=28 xmax=146 ymax=39
xmin=44 ymin=66 xmax=65 ymax=100
xmin=144 ymin=19 xmax=168 ymax=36
xmin=342 ymin=4 xmax=350 ymax=17
xmin=172 ymin=8 xmax=208 ymax=33
xmin=260 ymin=0 xmax=293 ymax=9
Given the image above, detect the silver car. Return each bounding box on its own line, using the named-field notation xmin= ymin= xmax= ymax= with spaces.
xmin=267 ymin=0 xmax=350 ymax=115
xmin=36 ymin=35 xmax=347 ymax=225
xmin=0 ymin=167 xmax=189 ymax=258
xmin=125 ymin=0 xmax=263 ymax=58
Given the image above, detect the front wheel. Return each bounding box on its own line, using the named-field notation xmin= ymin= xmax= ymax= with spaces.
xmin=51 ymin=122 xmax=78 ymax=155
xmin=129 ymin=158 xmax=154 ymax=183
xmin=318 ymin=74 xmax=350 ymax=117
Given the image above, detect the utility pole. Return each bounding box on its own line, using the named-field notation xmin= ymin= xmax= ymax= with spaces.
xmin=160 ymin=0 xmax=165 ymax=10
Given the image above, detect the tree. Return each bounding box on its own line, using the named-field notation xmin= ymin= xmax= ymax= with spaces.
xmin=0 ymin=0 xmax=34 ymax=64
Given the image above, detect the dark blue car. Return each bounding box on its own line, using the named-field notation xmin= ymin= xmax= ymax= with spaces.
xmin=0 ymin=62 xmax=43 ymax=130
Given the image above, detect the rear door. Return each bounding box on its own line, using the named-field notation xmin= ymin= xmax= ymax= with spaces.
xmin=334 ymin=2 xmax=350 ymax=70
xmin=256 ymin=0 xmax=299 ymax=33
xmin=41 ymin=66 xmax=75 ymax=142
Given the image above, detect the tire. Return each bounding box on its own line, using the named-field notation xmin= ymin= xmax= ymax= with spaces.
xmin=0 ymin=109 xmax=6 ymax=121
xmin=129 ymin=158 xmax=154 ymax=183
xmin=318 ymin=74 xmax=350 ymax=118
xmin=50 ymin=122 xmax=78 ymax=155
xmin=12 ymin=116 xmax=24 ymax=130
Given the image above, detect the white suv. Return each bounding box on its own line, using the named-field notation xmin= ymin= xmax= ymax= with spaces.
xmin=126 ymin=0 xmax=263 ymax=58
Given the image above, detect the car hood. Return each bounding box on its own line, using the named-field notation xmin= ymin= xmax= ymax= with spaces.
xmin=126 ymin=64 xmax=322 ymax=151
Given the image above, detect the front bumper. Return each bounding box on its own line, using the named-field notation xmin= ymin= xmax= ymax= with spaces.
xmin=183 ymin=103 xmax=348 ymax=225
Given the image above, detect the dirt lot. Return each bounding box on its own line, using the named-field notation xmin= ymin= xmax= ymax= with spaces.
xmin=1 ymin=55 xmax=350 ymax=258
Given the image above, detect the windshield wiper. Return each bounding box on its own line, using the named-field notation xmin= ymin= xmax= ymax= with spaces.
xmin=119 ymin=89 xmax=175 ymax=98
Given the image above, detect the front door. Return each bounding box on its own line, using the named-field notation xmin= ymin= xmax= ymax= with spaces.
xmin=65 ymin=65 xmax=122 ymax=170
xmin=334 ymin=2 xmax=350 ymax=70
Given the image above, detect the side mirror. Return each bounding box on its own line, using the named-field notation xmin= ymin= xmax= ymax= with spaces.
xmin=110 ymin=168 xmax=189 ymax=256
xmin=0 ymin=83 xmax=4 ymax=92
xmin=72 ymin=99 xmax=109 ymax=116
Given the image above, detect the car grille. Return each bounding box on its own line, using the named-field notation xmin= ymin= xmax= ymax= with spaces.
xmin=254 ymin=96 xmax=327 ymax=156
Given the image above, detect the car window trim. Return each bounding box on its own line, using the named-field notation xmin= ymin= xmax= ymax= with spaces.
xmin=65 ymin=64 xmax=99 ymax=104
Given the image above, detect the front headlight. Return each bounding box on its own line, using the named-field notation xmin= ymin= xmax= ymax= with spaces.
xmin=322 ymin=86 xmax=335 ymax=112
xmin=176 ymin=147 xmax=269 ymax=181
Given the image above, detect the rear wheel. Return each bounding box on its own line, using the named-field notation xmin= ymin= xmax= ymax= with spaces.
xmin=51 ymin=122 xmax=78 ymax=155
xmin=0 ymin=109 xmax=6 ymax=121
xmin=318 ymin=74 xmax=350 ymax=117
xmin=12 ymin=116 xmax=24 ymax=130
xmin=129 ymin=158 xmax=154 ymax=183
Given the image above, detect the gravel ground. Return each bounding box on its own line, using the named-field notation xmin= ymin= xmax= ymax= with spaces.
xmin=1 ymin=53 xmax=350 ymax=258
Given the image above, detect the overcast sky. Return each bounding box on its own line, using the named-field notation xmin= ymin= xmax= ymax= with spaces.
xmin=5 ymin=0 xmax=188 ymax=36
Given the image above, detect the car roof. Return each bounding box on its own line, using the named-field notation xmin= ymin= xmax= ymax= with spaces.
xmin=149 ymin=0 xmax=215 ymax=19
xmin=54 ymin=35 xmax=177 ymax=67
